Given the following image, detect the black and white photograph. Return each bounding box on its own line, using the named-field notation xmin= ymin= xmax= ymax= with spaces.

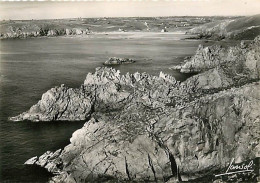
xmin=0 ymin=0 xmax=259 ymax=182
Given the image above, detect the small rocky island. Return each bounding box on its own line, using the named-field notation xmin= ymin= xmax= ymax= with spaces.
xmin=103 ymin=57 xmax=135 ymax=65
xmin=10 ymin=36 xmax=260 ymax=182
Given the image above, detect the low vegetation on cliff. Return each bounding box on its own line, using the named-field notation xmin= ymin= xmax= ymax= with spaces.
xmin=187 ymin=14 xmax=260 ymax=40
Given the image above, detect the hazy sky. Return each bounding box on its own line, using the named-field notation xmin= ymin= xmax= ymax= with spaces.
xmin=0 ymin=0 xmax=259 ymax=20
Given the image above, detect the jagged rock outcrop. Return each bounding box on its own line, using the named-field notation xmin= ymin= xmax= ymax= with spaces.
xmin=103 ymin=57 xmax=135 ymax=65
xmin=10 ymin=67 xmax=181 ymax=122
xmin=153 ymin=81 xmax=260 ymax=180
xmin=176 ymin=37 xmax=260 ymax=98
xmin=9 ymin=85 xmax=94 ymax=121
xmin=24 ymin=80 xmax=260 ymax=182
xmin=172 ymin=35 xmax=260 ymax=76
xmin=171 ymin=44 xmax=226 ymax=73
xmin=13 ymin=36 xmax=260 ymax=182
xmin=25 ymin=117 xmax=175 ymax=182
xmin=0 ymin=27 xmax=90 ymax=39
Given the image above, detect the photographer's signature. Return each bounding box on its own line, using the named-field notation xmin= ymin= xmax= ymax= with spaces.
xmin=215 ymin=158 xmax=254 ymax=177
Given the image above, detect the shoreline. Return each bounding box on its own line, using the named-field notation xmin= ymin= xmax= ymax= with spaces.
xmin=10 ymin=36 xmax=260 ymax=182
xmin=0 ymin=31 xmax=190 ymax=40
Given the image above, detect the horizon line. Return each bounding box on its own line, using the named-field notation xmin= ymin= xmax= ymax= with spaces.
xmin=0 ymin=14 xmax=250 ymax=21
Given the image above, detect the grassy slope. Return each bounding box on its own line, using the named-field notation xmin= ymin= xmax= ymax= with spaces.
xmin=187 ymin=14 xmax=260 ymax=40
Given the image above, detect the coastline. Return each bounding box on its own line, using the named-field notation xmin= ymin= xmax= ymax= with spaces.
xmin=1 ymin=14 xmax=260 ymax=183
xmin=0 ymin=31 xmax=190 ymax=41
xmin=10 ymin=36 xmax=260 ymax=182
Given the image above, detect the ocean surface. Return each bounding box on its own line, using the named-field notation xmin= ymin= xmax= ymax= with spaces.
xmin=0 ymin=32 xmax=211 ymax=182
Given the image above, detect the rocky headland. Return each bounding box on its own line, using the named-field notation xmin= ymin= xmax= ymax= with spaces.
xmin=0 ymin=27 xmax=91 ymax=39
xmin=10 ymin=36 xmax=260 ymax=182
xmin=171 ymin=35 xmax=260 ymax=74
xmin=186 ymin=14 xmax=260 ymax=40
xmin=103 ymin=57 xmax=135 ymax=65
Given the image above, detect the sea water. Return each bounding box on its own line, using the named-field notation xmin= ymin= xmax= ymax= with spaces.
xmin=0 ymin=33 xmax=209 ymax=182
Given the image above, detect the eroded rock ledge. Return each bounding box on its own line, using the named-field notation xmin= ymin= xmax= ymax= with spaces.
xmin=10 ymin=68 xmax=182 ymax=122
xmin=11 ymin=36 xmax=260 ymax=182
xmin=24 ymin=80 xmax=260 ymax=182
xmin=0 ymin=28 xmax=91 ymax=39
xmin=171 ymin=36 xmax=260 ymax=74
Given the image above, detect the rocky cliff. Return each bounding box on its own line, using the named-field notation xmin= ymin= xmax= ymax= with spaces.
xmin=171 ymin=44 xmax=226 ymax=73
xmin=172 ymin=35 xmax=260 ymax=75
xmin=0 ymin=27 xmax=90 ymax=39
xmin=23 ymin=76 xmax=260 ymax=182
xmin=187 ymin=14 xmax=260 ymax=40
xmin=11 ymin=36 xmax=260 ymax=182
xmin=10 ymin=67 xmax=182 ymax=122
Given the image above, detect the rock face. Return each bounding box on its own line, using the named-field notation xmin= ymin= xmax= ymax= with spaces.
xmin=13 ymin=36 xmax=260 ymax=182
xmin=172 ymin=35 xmax=260 ymax=75
xmin=154 ymin=82 xmax=260 ymax=179
xmin=9 ymin=85 xmax=94 ymax=121
xmin=26 ymin=118 xmax=175 ymax=182
xmin=24 ymin=80 xmax=260 ymax=182
xmin=0 ymin=27 xmax=90 ymax=39
xmin=103 ymin=57 xmax=135 ymax=65
xmin=10 ymin=67 xmax=180 ymax=122
xmin=171 ymin=44 xmax=226 ymax=73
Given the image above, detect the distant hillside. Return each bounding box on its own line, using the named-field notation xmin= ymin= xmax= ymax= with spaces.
xmin=0 ymin=16 xmax=224 ymax=39
xmin=187 ymin=14 xmax=260 ymax=40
